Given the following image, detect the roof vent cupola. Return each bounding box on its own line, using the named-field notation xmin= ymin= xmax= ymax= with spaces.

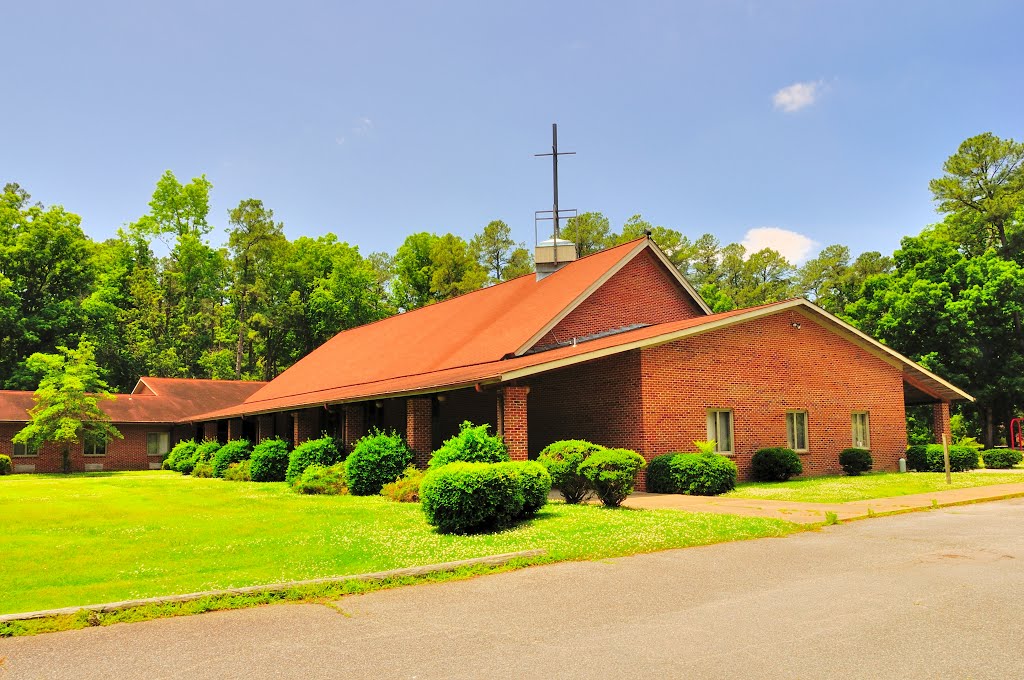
xmin=535 ymin=237 xmax=577 ymax=280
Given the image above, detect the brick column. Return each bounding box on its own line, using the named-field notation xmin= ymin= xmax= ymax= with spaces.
xmin=293 ymin=409 xmax=320 ymax=446
xmin=227 ymin=418 xmax=243 ymax=441
xmin=407 ymin=397 xmax=433 ymax=468
xmin=257 ymin=415 xmax=274 ymax=443
xmin=499 ymin=385 xmax=529 ymax=461
xmin=343 ymin=403 xmax=366 ymax=451
xmin=932 ymin=401 xmax=952 ymax=444
xmin=202 ymin=421 xmax=217 ymax=442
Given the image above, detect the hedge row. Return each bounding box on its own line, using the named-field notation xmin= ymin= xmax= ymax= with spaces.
xmin=906 ymin=444 xmax=980 ymax=472
xmin=647 ymin=452 xmax=737 ymax=495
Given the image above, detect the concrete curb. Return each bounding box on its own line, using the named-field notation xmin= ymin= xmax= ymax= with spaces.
xmin=0 ymin=549 xmax=547 ymax=623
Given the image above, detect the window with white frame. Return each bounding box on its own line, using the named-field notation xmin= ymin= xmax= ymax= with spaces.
xmin=786 ymin=411 xmax=808 ymax=451
xmin=83 ymin=434 xmax=107 ymax=457
xmin=706 ymin=409 xmax=734 ymax=454
xmin=851 ymin=412 xmax=870 ymax=449
xmin=147 ymin=432 xmax=170 ymax=457
xmin=12 ymin=442 xmax=35 ymax=457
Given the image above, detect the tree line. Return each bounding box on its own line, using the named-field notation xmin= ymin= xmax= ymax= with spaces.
xmin=2 ymin=132 xmax=1022 ymax=446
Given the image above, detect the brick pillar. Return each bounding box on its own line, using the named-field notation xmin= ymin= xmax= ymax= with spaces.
xmin=407 ymin=397 xmax=433 ymax=468
xmin=499 ymin=385 xmax=529 ymax=461
xmin=932 ymin=401 xmax=952 ymax=444
xmin=293 ymin=408 xmax=320 ymax=446
xmin=343 ymin=403 xmax=366 ymax=452
xmin=257 ymin=415 xmax=274 ymax=443
xmin=202 ymin=421 xmax=217 ymax=442
xmin=227 ymin=418 xmax=243 ymax=441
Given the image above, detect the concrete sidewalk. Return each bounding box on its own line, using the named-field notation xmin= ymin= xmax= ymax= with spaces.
xmin=621 ymin=481 xmax=1024 ymax=524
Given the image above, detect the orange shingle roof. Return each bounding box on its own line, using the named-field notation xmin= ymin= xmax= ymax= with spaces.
xmin=243 ymin=239 xmax=654 ymax=406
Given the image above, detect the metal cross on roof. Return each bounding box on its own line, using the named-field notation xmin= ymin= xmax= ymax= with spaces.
xmin=534 ymin=123 xmax=577 ymax=246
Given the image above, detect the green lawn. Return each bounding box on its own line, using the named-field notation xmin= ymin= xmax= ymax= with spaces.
xmin=0 ymin=471 xmax=796 ymax=614
xmin=725 ymin=470 xmax=1024 ymax=504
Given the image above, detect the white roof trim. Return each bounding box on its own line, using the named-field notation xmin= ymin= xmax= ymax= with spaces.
xmin=501 ymin=298 xmax=973 ymax=402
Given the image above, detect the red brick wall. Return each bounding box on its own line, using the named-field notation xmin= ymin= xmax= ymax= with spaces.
xmin=526 ymin=351 xmax=644 ymax=457
xmin=537 ymin=249 xmax=704 ymax=347
xmin=639 ymin=309 xmax=907 ymax=481
xmin=932 ymin=402 xmax=951 ymax=444
xmin=0 ymin=423 xmax=173 ymax=473
xmin=293 ymin=408 xmax=321 ymax=445
xmin=342 ymin=403 xmax=366 ymax=451
xmin=202 ymin=421 xmax=218 ymax=442
xmin=406 ymin=397 xmax=433 ymax=468
xmin=500 ymin=386 xmax=530 ymax=461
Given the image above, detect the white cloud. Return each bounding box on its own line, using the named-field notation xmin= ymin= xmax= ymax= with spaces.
xmin=352 ymin=117 xmax=373 ymax=134
xmin=772 ymin=80 xmax=823 ymax=113
xmin=741 ymin=227 xmax=817 ymax=263
xmin=335 ymin=136 xmax=346 ymax=145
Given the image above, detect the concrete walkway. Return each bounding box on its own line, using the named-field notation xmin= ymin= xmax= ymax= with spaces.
xmin=621 ymin=481 xmax=1024 ymax=524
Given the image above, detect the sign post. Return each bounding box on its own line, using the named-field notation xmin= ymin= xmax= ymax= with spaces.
xmin=942 ymin=433 xmax=951 ymax=484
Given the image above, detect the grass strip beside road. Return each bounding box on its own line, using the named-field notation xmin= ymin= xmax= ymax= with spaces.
xmin=0 ymin=472 xmax=797 ymax=618
xmin=726 ymin=470 xmax=1024 ymax=504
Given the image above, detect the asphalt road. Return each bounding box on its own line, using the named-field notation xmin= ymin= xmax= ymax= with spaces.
xmin=5 ymin=499 xmax=1024 ymax=679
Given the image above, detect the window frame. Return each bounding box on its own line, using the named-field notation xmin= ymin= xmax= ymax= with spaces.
xmin=83 ymin=434 xmax=107 ymax=457
xmin=706 ymin=409 xmax=735 ymax=455
xmin=786 ymin=410 xmax=809 ymax=452
xmin=851 ymin=411 xmax=871 ymax=449
xmin=147 ymin=432 xmax=170 ymax=457
xmin=11 ymin=442 xmax=35 ymax=457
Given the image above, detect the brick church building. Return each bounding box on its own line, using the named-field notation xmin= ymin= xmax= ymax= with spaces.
xmin=0 ymin=236 xmax=971 ymax=485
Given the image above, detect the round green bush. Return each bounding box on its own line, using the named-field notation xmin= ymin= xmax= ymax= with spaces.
xmin=578 ymin=448 xmax=647 ymax=507
xmin=429 ymin=421 xmax=508 ymax=468
xmin=212 ymin=439 xmax=252 ymax=477
xmin=178 ymin=440 xmax=220 ymax=475
xmin=164 ymin=439 xmax=196 ymax=471
xmin=345 ymin=430 xmax=413 ymax=495
xmin=498 ymin=461 xmax=552 ymax=517
xmin=293 ymin=462 xmax=347 ymax=494
xmin=0 ymin=454 xmax=11 ymax=475
xmin=192 ymin=461 xmax=215 ymax=478
xmin=421 ymin=462 xmax=525 ymax=534
xmin=839 ymin=448 xmax=873 ymax=476
xmin=983 ymin=448 xmax=1023 ymax=469
xmin=906 ymin=444 xmax=980 ymax=472
xmin=648 ymin=452 xmax=736 ymax=496
xmin=249 ymin=438 xmax=291 ymax=482
xmin=285 ymin=436 xmax=341 ymax=484
xmin=224 ymin=460 xmax=253 ymax=481
xmin=537 ymin=440 xmax=604 ymax=503
xmin=750 ymin=447 xmax=803 ymax=482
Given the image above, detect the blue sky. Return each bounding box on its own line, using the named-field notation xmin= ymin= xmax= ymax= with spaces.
xmin=3 ymin=0 xmax=1022 ymax=262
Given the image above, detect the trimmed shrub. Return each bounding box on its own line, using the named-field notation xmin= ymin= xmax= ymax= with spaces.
xmin=285 ymin=436 xmax=341 ymax=484
xmin=345 ymin=430 xmax=413 ymax=496
xmin=906 ymin=444 xmax=980 ymax=472
xmin=192 ymin=461 xmax=215 ymax=478
xmin=648 ymin=452 xmax=737 ymax=496
xmin=0 ymin=454 xmax=11 ymax=475
xmin=750 ymin=447 xmax=803 ymax=482
xmin=421 ymin=462 xmax=524 ymax=534
xmin=498 ymin=460 xmax=552 ymax=517
xmin=164 ymin=440 xmax=196 ymax=471
xmin=429 ymin=421 xmax=508 ymax=468
xmin=293 ymin=463 xmax=347 ymax=494
xmin=212 ymin=439 xmax=252 ymax=478
xmin=179 ymin=440 xmax=220 ymax=475
xmin=983 ymin=448 xmax=1023 ymax=469
xmin=249 ymin=438 xmax=290 ymax=482
xmin=839 ymin=448 xmax=873 ymax=476
xmin=578 ymin=448 xmax=647 ymax=507
xmin=381 ymin=466 xmax=425 ymax=503
xmin=224 ymin=460 xmax=253 ymax=482
xmin=537 ymin=440 xmax=604 ymax=503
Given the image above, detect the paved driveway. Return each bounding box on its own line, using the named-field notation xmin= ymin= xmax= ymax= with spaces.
xmin=5 ymin=500 xmax=1024 ymax=679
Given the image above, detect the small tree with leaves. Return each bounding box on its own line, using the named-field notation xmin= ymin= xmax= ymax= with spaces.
xmin=13 ymin=341 xmax=122 ymax=473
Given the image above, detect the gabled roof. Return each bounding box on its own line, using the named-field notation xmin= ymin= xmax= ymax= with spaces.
xmin=190 ymin=298 xmax=971 ymax=420
xmin=0 ymin=378 xmax=267 ymax=424
xmin=243 ymin=238 xmax=710 ymax=406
